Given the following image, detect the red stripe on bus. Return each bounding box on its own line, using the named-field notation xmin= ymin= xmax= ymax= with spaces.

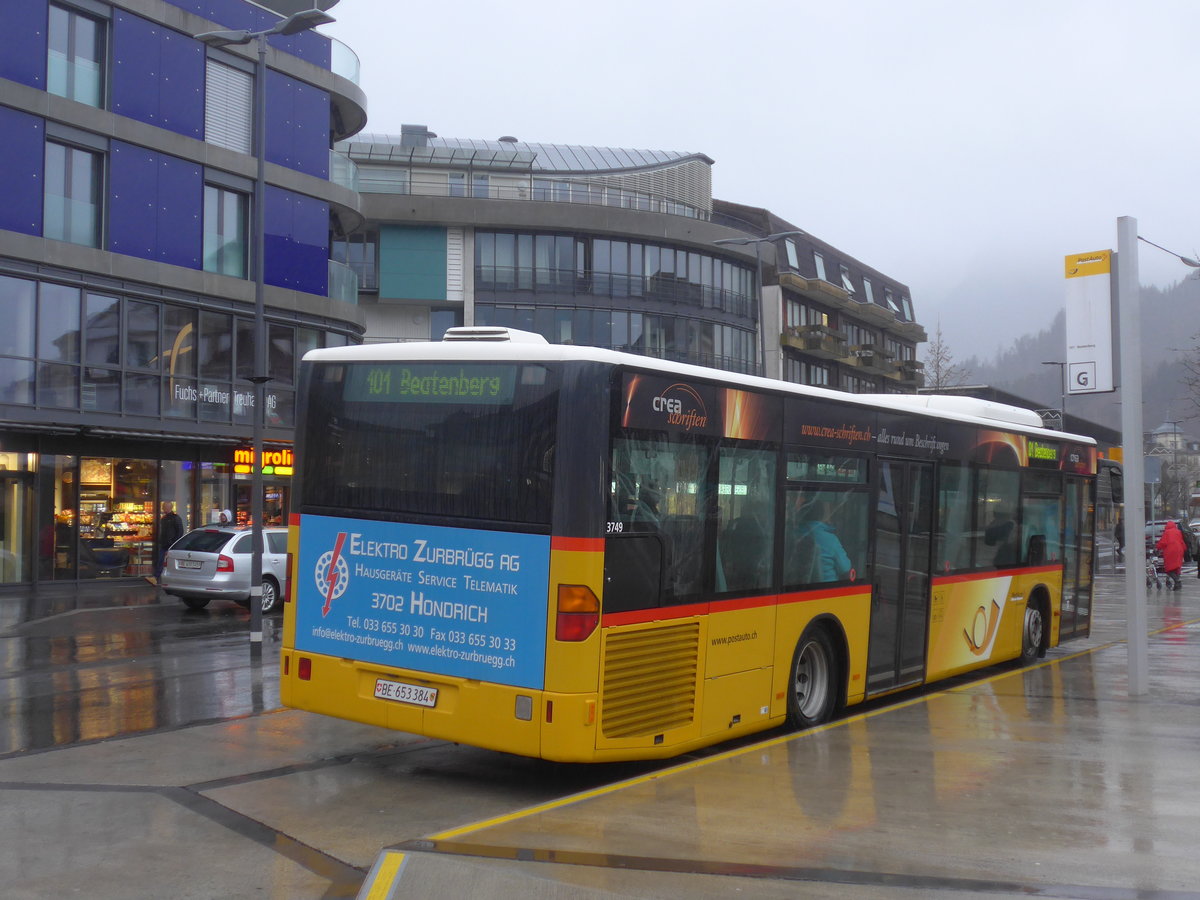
xmin=601 ymin=584 xmax=868 ymax=627
xmin=932 ymin=563 xmax=1063 ymax=585
xmin=551 ymin=536 xmax=604 ymax=552
xmin=289 ymin=513 xmax=301 ymax=526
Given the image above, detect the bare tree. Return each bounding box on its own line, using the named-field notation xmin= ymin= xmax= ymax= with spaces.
xmin=922 ymin=321 xmax=971 ymax=390
xmin=1183 ymin=331 xmax=1200 ymax=421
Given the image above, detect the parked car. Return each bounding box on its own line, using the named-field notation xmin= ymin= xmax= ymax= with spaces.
xmin=161 ymin=526 xmax=287 ymax=613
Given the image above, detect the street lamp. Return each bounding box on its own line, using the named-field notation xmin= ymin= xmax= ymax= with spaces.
xmin=713 ymin=231 xmax=805 ymax=378
xmin=1041 ymin=360 xmax=1066 ymax=429
xmin=1115 ymin=222 xmax=1197 ymax=695
xmin=196 ymin=7 xmax=335 ymax=649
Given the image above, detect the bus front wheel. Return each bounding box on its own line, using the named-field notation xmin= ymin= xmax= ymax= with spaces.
xmin=786 ymin=626 xmax=839 ymax=729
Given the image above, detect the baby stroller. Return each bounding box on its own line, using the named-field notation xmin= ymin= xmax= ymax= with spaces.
xmin=1146 ymin=551 xmax=1165 ymax=590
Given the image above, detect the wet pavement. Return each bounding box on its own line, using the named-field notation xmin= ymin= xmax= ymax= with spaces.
xmin=0 ymin=582 xmax=282 ymax=756
xmin=0 ymin=569 xmax=1198 ymax=898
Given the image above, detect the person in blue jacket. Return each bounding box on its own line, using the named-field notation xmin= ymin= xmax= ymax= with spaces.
xmin=792 ymin=498 xmax=853 ymax=583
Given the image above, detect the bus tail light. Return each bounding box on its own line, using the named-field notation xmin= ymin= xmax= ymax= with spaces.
xmin=556 ymin=584 xmax=599 ymax=641
xmin=298 ymin=657 xmax=312 ymax=680
xmin=216 ymin=554 xmax=234 ymax=573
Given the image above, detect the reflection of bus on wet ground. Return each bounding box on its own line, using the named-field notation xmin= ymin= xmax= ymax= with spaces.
xmin=280 ymin=328 xmax=1097 ymax=762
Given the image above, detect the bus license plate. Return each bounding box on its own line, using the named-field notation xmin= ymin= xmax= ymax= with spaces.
xmin=374 ymin=678 xmax=438 ymax=708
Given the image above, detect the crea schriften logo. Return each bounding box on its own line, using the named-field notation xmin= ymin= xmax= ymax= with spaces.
xmin=314 ymin=532 xmax=351 ymax=617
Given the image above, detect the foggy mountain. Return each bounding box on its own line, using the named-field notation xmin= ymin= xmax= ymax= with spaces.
xmin=952 ymin=276 xmax=1200 ymax=435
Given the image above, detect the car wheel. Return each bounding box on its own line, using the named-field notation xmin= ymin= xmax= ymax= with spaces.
xmin=182 ymin=597 xmax=210 ymax=611
xmin=260 ymin=577 xmax=280 ymax=614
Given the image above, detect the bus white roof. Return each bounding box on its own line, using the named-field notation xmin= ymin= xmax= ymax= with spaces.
xmin=306 ymin=330 xmax=1094 ymax=445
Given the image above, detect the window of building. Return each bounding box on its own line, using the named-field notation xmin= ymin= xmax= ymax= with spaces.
xmin=862 ymin=278 xmax=875 ymax=303
xmin=48 ymin=2 xmax=107 ymax=108
xmin=844 ymin=323 xmax=876 ymax=347
xmin=785 ymin=238 xmax=799 ymax=269
xmin=884 ymin=287 xmax=902 ymax=315
xmin=901 ymin=296 xmax=914 ymax=321
xmin=204 ymin=58 xmax=252 ymax=154
xmin=203 ymin=184 xmax=248 ymax=278
xmin=332 ymin=232 xmax=378 ymax=291
xmin=44 ymin=140 xmax=103 ymax=248
xmin=840 ymin=264 xmax=856 ymax=295
xmin=471 ymin=173 xmax=489 ymax=199
xmin=841 ymin=372 xmax=878 ymax=394
xmin=813 ymin=251 xmax=827 ymax=281
xmin=448 ymin=172 xmax=466 ymax=197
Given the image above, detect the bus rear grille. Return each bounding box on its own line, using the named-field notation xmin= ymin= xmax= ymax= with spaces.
xmin=601 ymin=622 xmax=699 ymax=738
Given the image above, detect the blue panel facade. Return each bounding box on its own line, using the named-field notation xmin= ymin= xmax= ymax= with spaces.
xmin=111 ymin=11 xmax=204 ymax=139
xmin=108 ymin=142 xmax=202 ymax=268
xmin=159 ymin=0 xmax=331 ymax=68
xmin=265 ymin=186 xmax=329 ymax=295
xmin=155 ymin=154 xmax=204 ymax=269
xmin=292 ymin=79 xmax=331 ymax=179
xmin=266 ymin=71 xmax=330 ymax=179
xmin=0 ymin=0 xmax=47 ymax=88
xmin=0 ymin=107 xmax=44 ymax=237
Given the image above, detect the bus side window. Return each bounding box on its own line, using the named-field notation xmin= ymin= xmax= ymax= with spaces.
xmin=974 ymin=468 xmax=1021 ymax=568
xmin=717 ymin=447 xmax=776 ymax=593
xmin=936 ymin=464 xmax=973 ymax=573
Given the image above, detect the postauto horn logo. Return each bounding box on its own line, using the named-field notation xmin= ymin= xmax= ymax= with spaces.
xmin=315 ymin=532 xmax=351 ymax=617
xmin=652 ymin=383 xmax=709 ymax=432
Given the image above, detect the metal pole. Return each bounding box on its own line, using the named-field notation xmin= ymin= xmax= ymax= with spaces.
xmin=754 ymin=243 xmax=766 ymax=377
xmin=1116 ymin=216 xmax=1148 ymax=695
xmin=1059 ymin=365 xmax=1067 ymax=429
xmin=248 ymin=32 xmax=268 ymax=649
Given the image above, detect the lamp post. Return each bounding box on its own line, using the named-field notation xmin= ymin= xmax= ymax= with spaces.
xmin=1041 ymin=360 xmax=1067 ymax=429
xmin=196 ymin=7 xmax=335 ymax=648
xmin=713 ymin=231 xmax=805 ymax=378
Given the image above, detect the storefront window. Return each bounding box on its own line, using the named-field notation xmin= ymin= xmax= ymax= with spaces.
xmin=126 ymin=301 xmax=160 ymax=370
xmin=38 ymin=283 xmax=81 ymax=362
xmin=0 ymin=276 xmax=36 ymax=359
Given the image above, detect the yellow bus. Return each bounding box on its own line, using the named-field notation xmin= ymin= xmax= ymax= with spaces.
xmin=280 ymin=328 xmax=1096 ymax=762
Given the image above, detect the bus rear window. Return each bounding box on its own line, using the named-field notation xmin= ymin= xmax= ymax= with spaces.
xmin=301 ymin=362 xmax=558 ymax=525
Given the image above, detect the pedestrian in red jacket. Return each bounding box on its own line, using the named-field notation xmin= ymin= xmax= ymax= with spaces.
xmin=1156 ymin=521 xmax=1186 ymax=591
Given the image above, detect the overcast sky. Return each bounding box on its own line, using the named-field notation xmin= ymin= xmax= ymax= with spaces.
xmin=321 ymin=0 xmax=1200 ymax=359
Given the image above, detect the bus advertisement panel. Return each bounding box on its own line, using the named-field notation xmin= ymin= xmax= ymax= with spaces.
xmin=293 ymin=514 xmax=551 ymax=689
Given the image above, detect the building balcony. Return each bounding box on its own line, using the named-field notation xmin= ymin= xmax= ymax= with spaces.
xmin=781 ymin=324 xmax=848 ymax=359
xmin=841 ymin=343 xmax=896 ymax=375
xmin=894 ymin=358 xmax=925 ymax=388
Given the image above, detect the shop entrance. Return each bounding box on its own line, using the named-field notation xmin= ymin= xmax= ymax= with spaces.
xmin=0 ymin=456 xmax=34 ymax=584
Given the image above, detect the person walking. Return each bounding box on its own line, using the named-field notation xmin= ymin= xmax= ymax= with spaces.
xmin=1113 ymin=513 xmax=1125 ymax=563
xmin=156 ymin=501 xmax=185 ymax=580
xmin=1155 ymin=520 xmax=1186 ymax=591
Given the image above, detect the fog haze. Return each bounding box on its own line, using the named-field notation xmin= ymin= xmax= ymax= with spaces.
xmin=322 ymin=0 xmax=1200 ymax=360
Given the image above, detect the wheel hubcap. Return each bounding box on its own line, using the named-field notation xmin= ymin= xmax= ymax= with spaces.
xmin=794 ymin=640 xmax=830 ymax=719
xmin=1025 ymin=607 xmax=1043 ymax=653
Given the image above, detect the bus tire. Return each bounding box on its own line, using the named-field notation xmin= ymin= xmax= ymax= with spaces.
xmin=1020 ymin=597 xmax=1046 ymax=664
xmin=786 ymin=625 xmax=839 ymax=729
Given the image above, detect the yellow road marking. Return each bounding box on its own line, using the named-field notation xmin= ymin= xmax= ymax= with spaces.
xmin=358 ymin=850 xmax=406 ymax=900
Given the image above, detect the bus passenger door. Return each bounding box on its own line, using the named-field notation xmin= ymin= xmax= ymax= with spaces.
xmin=867 ymin=459 xmax=935 ymax=694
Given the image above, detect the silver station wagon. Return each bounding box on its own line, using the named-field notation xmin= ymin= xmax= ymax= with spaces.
xmin=161 ymin=526 xmax=288 ymax=613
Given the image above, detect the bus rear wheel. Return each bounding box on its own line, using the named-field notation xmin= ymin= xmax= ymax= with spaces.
xmin=787 ymin=626 xmax=839 ymax=729
xmin=1020 ymin=599 xmax=1045 ymax=664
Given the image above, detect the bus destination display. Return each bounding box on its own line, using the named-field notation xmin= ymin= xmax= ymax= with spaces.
xmin=344 ymin=364 xmax=517 ymax=405
xmin=294 ymin=514 xmax=550 ymax=690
